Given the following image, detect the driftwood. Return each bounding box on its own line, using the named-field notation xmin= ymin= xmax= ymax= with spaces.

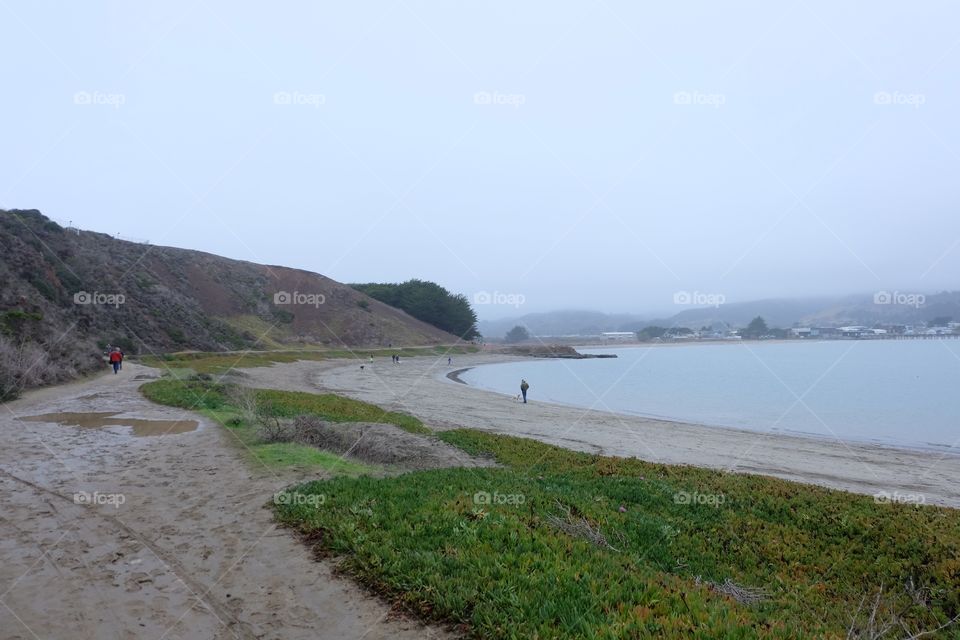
xmin=545 ymin=499 xmax=620 ymax=551
xmin=845 ymin=582 xmax=960 ymax=640
xmin=695 ymin=575 xmax=767 ymax=605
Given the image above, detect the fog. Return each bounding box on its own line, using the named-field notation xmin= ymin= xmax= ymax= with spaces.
xmin=3 ymin=2 xmax=958 ymax=319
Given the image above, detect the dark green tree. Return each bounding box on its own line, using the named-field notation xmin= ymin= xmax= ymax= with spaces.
xmin=636 ymin=326 xmax=667 ymax=340
xmin=742 ymin=316 xmax=769 ymax=339
xmin=351 ymin=279 xmax=479 ymax=340
xmin=504 ymin=325 xmax=530 ymax=343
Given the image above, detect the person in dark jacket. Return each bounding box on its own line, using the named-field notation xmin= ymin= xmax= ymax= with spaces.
xmin=520 ymin=379 xmax=529 ymax=403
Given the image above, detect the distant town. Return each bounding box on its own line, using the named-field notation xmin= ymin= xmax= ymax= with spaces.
xmin=503 ymin=318 xmax=960 ymax=344
xmin=605 ymin=319 xmax=960 ymax=343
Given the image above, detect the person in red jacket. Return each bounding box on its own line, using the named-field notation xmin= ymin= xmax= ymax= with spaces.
xmin=109 ymin=348 xmax=123 ymax=374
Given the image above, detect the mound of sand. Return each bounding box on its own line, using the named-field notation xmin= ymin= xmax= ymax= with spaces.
xmin=272 ymin=416 xmax=493 ymax=471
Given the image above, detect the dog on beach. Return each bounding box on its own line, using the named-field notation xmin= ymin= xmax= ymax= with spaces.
xmin=514 ymin=393 xmax=523 ymax=402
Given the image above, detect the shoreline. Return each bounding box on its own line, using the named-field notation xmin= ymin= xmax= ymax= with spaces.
xmin=235 ymin=354 xmax=960 ymax=508
xmin=445 ymin=367 xmax=471 ymax=384
xmin=443 ymin=362 xmax=960 ymax=459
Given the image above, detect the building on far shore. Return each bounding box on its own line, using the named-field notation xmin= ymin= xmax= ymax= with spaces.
xmin=839 ymin=326 xmax=870 ymax=337
xmin=601 ymin=331 xmax=636 ymax=342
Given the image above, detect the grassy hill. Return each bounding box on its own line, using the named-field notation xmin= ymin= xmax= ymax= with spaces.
xmin=0 ymin=209 xmax=459 ymax=398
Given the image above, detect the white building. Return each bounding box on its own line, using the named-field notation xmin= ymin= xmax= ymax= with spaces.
xmin=601 ymin=332 xmax=635 ymax=342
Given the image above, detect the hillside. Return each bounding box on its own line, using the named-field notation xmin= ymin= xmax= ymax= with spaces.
xmin=0 ymin=209 xmax=458 ymax=396
xmin=649 ymin=292 xmax=960 ymax=330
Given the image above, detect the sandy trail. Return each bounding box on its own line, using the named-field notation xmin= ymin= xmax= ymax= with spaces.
xmin=0 ymin=364 xmax=450 ymax=640
xmin=238 ymin=354 xmax=960 ymax=508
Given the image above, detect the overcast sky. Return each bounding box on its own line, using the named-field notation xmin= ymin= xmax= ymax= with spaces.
xmin=3 ymin=2 xmax=959 ymax=319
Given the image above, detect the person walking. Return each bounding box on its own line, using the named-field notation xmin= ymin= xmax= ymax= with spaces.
xmin=109 ymin=348 xmax=123 ymax=374
xmin=520 ymin=379 xmax=529 ymax=403
xmin=447 ymin=356 xmax=452 ymax=365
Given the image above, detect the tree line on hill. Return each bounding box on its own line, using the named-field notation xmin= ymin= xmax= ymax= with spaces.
xmin=350 ymin=279 xmax=480 ymax=340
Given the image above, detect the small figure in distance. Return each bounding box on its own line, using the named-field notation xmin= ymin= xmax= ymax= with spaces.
xmin=109 ymin=348 xmax=123 ymax=374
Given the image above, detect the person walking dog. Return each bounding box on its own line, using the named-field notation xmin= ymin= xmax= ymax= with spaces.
xmin=520 ymin=379 xmax=529 ymax=403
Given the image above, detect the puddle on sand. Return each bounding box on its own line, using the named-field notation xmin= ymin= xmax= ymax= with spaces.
xmin=21 ymin=412 xmax=199 ymax=437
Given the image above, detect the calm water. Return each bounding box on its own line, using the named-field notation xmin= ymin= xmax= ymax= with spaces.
xmin=459 ymin=341 xmax=960 ymax=452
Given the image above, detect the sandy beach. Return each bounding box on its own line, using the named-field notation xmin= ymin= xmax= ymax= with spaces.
xmin=0 ymin=365 xmax=450 ymax=640
xmin=3 ymin=353 xmax=956 ymax=637
xmin=238 ymin=353 xmax=960 ymax=508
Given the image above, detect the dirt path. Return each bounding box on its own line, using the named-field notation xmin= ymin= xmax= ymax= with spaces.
xmin=0 ymin=364 xmax=451 ymax=640
xmin=238 ymin=355 xmax=960 ymax=508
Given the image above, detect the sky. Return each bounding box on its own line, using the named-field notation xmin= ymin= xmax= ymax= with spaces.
xmin=2 ymin=1 xmax=959 ymax=320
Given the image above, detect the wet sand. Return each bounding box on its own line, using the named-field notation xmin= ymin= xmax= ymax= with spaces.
xmin=20 ymin=411 xmax=200 ymax=436
xmin=239 ymin=354 xmax=960 ymax=508
xmin=0 ymin=364 xmax=450 ymax=640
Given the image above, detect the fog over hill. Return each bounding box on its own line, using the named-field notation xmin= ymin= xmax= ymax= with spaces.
xmin=479 ymin=291 xmax=960 ymax=339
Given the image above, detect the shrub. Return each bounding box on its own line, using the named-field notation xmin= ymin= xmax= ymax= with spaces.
xmin=0 ymin=336 xmax=57 ymax=401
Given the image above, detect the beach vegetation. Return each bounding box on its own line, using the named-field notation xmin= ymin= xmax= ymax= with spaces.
xmin=140 ymin=376 xmax=429 ymax=471
xmin=274 ymin=429 xmax=960 ymax=639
